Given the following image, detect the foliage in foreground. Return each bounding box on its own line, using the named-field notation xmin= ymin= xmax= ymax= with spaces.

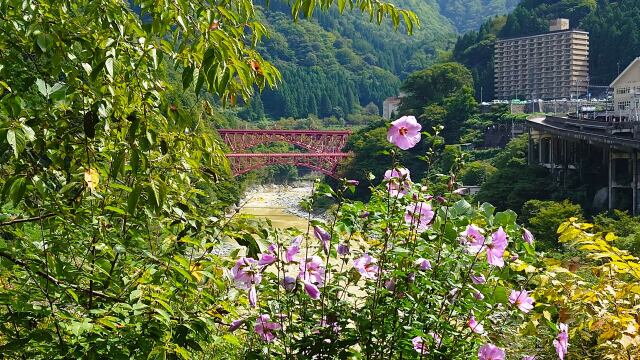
xmin=0 ymin=0 xmax=416 ymax=358
xmin=534 ymin=219 xmax=640 ymax=359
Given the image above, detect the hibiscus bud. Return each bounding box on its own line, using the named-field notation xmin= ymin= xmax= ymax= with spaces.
xmin=406 ymin=272 xmax=416 ymax=283
xmin=337 ymin=243 xmax=350 ymax=256
xmin=414 ymin=258 xmax=432 ymax=271
xmin=281 ymin=276 xmax=297 ymax=292
xmin=522 ymin=228 xmax=534 ymax=245
xmin=473 ymin=291 xmax=485 ymax=300
xmin=436 ymin=196 xmax=446 ymax=204
xmin=359 ymin=211 xmax=370 ymax=219
xmin=421 ymin=185 xmax=429 ymax=192
xmin=384 ymin=279 xmax=396 ymax=291
xmin=346 ymin=179 xmax=359 ymax=186
xmin=453 ymin=187 xmax=467 ymax=195
xmin=228 ymin=319 xmax=245 ymax=332
xmin=412 ymin=193 xmax=419 ymax=201
xmin=510 ymin=254 xmax=519 ymax=262
xmin=303 ymin=280 xmax=321 ymax=300
xmin=249 ymin=285 xmax=258 ymax=307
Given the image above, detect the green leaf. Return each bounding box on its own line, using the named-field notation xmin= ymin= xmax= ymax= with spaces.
xmin=494 ymin=210 xmax=517 ymax=228
xmin=6 ymin=129 xmax=18 ymax=157
xmin=66 ymin=289 xmax=79 ymax=303
xmin=10 ymin=177 xmax=26 ymax=206
xmin=105 ymin=57 xmax=114 ymax=79
xmin=127 ymin=185 xmax=142 ymax=215
xmin=36 ymin=34 xmax=53 ymax=52
xmin=129 ymin=289 xmax=143 ymax=301
xmin=36 ymin=79 xmax=48 ymax=96
xmin=182 ymin=66 xmax=194 ymax=90
xmin=494 ymin=286 xmax=508 ymax=304
xmin=105 ymin=206 xmax=126 ymax=215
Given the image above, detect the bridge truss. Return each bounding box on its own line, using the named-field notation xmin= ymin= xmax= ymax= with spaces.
xmin=218 ymin=129 xmax=351 ymax=177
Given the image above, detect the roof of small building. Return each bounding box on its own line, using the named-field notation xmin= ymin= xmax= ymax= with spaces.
xmin=610 ymin=57 xmax=640 ymax=87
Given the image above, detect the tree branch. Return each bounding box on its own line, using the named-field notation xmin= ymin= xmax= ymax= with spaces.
xmin=0 ymin=213 xmax=55 ymax=227
xmin=0 ymin=251 xmax=118 ymax=301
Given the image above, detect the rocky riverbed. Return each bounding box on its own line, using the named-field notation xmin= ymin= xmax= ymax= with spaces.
xmin=235 ymin=182 xmax=331 ymax=228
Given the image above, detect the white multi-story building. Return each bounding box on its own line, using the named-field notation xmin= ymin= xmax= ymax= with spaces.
xmin=610 ymin=57 xmax=640 ymax=122
xmin=494 ymin=19 xmax=589 ymax=100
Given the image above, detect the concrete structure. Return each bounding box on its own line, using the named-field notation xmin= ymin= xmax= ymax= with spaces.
xmin=494 ymin=19 xmax=589 ymax=100
xmin=549 ymin=18 xmax=570 ymax=32
xmin=383 ymin=93 xmax=405 ymax=119
xmin=527 ymin=116 xmax=640 ymax=214
xmin=610 ymin=57 xmax=640 ymax=122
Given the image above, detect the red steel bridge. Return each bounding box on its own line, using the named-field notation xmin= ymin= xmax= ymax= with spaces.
xmin=218 ymin=129 xmax=351 ymax=178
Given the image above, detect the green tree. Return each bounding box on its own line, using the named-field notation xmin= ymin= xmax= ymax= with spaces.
xmin=459 ymin=160 xmax=497 ymax=186
xmin=399 ymin=62 xmax=474 ymax=116
xmin=476 ymin=135 xmax=556 ymax=212
xmin=521 ymin=200 xmax=584 ymax=250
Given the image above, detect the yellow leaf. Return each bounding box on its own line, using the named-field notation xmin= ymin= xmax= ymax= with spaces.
xmin=84 ymin=168 xmax=99 ymax=190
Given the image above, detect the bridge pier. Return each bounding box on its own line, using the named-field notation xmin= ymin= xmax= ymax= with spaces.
xmin=527 ymin=116 xmax=640 ymax=215
xmin=633 ymin=150 xmax=638 ymax=215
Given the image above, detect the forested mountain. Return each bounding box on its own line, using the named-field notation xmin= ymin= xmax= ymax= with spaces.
xmin=454 ymin=0 xmax=640 ymax=100
xmin=245 ymin=0 xmax=520 ymax=120
xmin=437 ymin=0 xmax=520 ymax=32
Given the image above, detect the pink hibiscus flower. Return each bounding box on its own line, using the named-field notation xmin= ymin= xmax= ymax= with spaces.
xmin=354 ymin=253 xmax=379 ymax=280
xmin=387 ymin=115 xmax=422 ymax=150
xmin=404 ymin=202 xmax=435 ymax=233
xmin=553 ymin=323 xmax=569 ymax=360
xmin=313 ymin=225 xmax=331 ymax=255
xmin=298 ymin=256 xmax=326 ymax=299
xmin=231 ymin=257 xmax=262 ymax=289
xmin=384 ymin=167 xmax=412 ymax=198
xmin=461 ymin=224 xmax=486 ymax=254
xmin=509 ymin=289 xmax=535 ymax=313
xmin=486 ymin=227 xmax=508 ymax=267
xmin=254 ymin=314 xmax=281 ymax=342
xmin=478 ymin=343 xmax=506 ymax=360
xmin=468 ymin=313 xmax=485 ymax=334
xmin=285 ymin=235 xmax=302 ymax=263
xmin=414 ymin=258 xmax=432 ymax=271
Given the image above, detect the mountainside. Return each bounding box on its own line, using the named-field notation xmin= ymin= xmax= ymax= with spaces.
xmin=245 ymin=0 xmax=520 ymax=121
xmin=454 ymin=0 xmax=640 ymax=100
xmin=437 ymin=0 xmax=520 ymax=32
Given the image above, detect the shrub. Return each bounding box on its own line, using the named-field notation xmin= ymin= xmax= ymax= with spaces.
xmin=534 ymin=219 xmax=640 ymax=359
xmin=521 ymin=200 xmax=584 ymax=250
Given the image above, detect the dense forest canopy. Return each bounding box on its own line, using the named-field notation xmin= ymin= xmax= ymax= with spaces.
xmin=245 ymin=0 xmax=521 ymax=120
xmin=454 ymin=0 xmax=640 ymax=99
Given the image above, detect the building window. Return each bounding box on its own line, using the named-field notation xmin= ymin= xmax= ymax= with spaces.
xmin=617 ymin=87 xmax=631 ymax=95
xmin=619 ymin=101 xmax=631 ymax=110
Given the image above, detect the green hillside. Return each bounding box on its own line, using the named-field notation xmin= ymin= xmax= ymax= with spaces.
xmin=437 ymin=0 xmax=520 ymax=32
xmin=454 ymin=0 xmax=640 ymax=100
xmin=244 ymin=0 xmax=521 ymax=120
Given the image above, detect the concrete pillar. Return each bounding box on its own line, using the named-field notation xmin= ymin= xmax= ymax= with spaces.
xmin=539 ymin=136 xmax=544 ymax=165
xmin=608 ymin=148 xmax=614 ymax=210
xmin=528 ymin=127 xmax=533 ymax=165
xmin=633 ymin=150 xmax=638 ymax=215
xmin=550 ymin=137 xmax=555 ymax=176
xmin=562 ymin=139 xmax=568 ymax=189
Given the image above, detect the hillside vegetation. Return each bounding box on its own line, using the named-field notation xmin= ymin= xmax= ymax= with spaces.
xmin=246 ymin=0 xmax=520 ymax=120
